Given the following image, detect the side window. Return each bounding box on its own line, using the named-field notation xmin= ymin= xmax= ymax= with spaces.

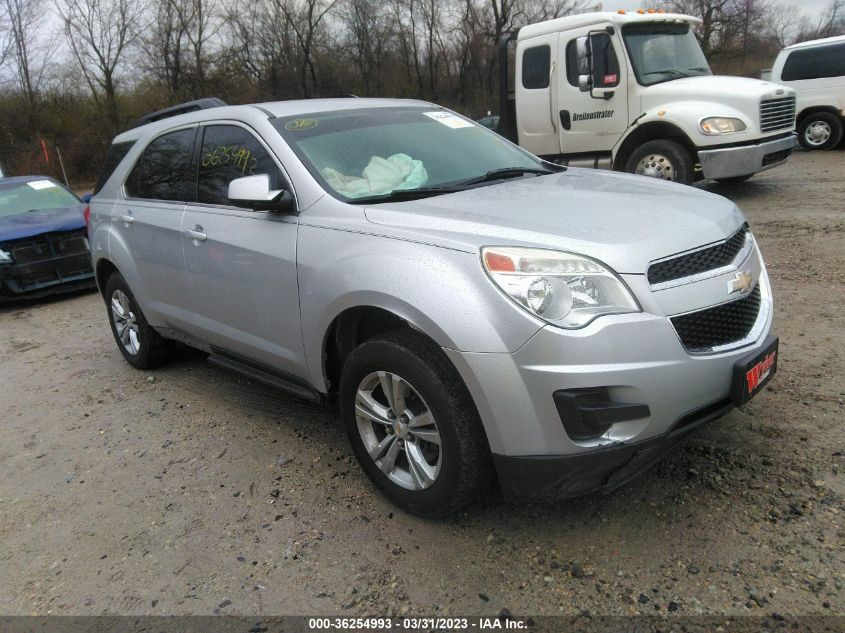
xmin=522 ymin=45 xmax=551 ymax=89
xmin=782 ymin=44 xmax=845 ymax=81
xmin=125 ymin=128 xmax=196 ymax=201
xmin=566 ymin=34 xmax=620 ymax=88
xmin=198 ymin=125 xmax=284 ymax=206
xmin=591 ymin=33 xmax=620 ymax=88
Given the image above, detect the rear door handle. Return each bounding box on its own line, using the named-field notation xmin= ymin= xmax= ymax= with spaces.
xmin=184 ymin=226 xmax=207 ymax=242
xmin=117 ymin=212 xmax=134 ymax=224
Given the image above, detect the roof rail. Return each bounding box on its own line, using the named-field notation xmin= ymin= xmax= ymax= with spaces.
xmin=130 ymin=97 xmax=227 ymax=129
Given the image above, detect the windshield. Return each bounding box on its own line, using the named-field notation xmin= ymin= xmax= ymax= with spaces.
xmin=273 ymin=107 xmax=547 ymax=202
xmin=622 ymin=23 xmax=711 ymax=86
xmin=0 ymin=179 xmax=79 ymax=219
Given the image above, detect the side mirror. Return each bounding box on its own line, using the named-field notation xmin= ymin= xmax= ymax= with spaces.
xmin=578 ymin=74 xmax=592 ymax=92
xmin=81 ymin=192 xmax=93 ymax=203
xmin=228 ymin=174 xmax=294 ymax=213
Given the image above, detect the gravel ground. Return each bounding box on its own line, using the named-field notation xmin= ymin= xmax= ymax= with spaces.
xmin=0 ymin=150 xmax=843 ymax=618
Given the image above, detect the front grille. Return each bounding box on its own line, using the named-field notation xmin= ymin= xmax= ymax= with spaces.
xmin=671 ymin=284 xmax=761 ymax=353
xmin=760 ymin=95 xmax=796 ymax=133
xmin=647 ymin=224 xmax=749 ymax=285
xmin=2 ymin=229 xmax=93 ymax=291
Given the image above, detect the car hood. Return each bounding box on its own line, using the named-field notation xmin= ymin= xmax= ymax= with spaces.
xmin=363 ymin=168 xmax=746 ymax=274
xmin=642 ymin=74 xmax=791 ymax=105
xmin=0 ymin=205 xmax=86 ymax=242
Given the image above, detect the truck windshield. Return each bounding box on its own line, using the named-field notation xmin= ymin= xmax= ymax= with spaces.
xmin=273 ymin=107 xmax=550 ymax=203
xmin=622 ymin=22 xmax=711 ymax=86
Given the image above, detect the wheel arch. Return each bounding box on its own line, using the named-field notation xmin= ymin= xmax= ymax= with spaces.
xmin=320 ymin=302 xmax=464 ymax=399
xmin=95 ymin=257 xmax=120 ymax=300
xmin=796 ymin=105 xmax=843 ymax=124
xmin=613 ymin=121 xmax=698 ymax=171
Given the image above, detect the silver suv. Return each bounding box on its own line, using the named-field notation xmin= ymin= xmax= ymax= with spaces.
xmin=90 ymin=98 xmax=778 ymax=517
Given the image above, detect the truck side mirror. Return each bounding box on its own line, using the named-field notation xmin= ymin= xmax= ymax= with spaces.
xmin=578 ymin=74 xmax=592 ymax=92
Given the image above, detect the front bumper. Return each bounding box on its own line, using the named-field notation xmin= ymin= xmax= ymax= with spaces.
xmin=444 ymin=249 xmax=774 ymax=501
xmin=698 ymin=134 xmax=796 ymax=179
xmin=493 ymin=397 xmax=733 ymax=500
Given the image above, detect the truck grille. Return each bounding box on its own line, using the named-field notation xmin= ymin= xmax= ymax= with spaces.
xmin=647 ymin=224 xmax=749 ymax=286
xmin=670 ymin=284 xmax=761 ymax=353
xmin=2 ymin=229 xmax=93 ymax=291
xmin=760 ymin=95 xmax=796 ymax=133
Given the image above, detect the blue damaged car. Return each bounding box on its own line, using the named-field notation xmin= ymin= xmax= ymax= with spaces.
xmin=0 ymin=176 xmax=95 ymax=299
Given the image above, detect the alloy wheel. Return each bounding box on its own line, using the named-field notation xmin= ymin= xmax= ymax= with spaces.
xmin=354 ymin=371 xmax=442 ymax=491
xmin=111 ymin=289 xmax=141 ymax=355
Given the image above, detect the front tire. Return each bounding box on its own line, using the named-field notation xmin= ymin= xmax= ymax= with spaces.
xmin=798 ymin=112 xmax=843 ymax=150
xmin=104 ymin=272 xmax=174 ymax=370
xmin=339 ymin=330 xmax=492 ymax=518
xmin=625 ymin=139 xmax=695 ymax=185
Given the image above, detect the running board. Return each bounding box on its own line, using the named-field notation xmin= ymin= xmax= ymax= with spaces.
xmin=207 ymin=353 xmax=323 ymax=404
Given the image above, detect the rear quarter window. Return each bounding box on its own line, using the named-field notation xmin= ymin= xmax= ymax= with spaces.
xmin=93 ymin=141 xmax=135 ymax=195
xmin=781 ymin=43 xmax=845 ymax=81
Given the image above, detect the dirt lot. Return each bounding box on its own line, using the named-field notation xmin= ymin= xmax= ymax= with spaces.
xmin=0 ymin=150 xmax=843 ymax=619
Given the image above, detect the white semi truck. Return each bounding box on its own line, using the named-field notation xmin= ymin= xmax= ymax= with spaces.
xmin=495 ymin=10 xmax=798 ymax=184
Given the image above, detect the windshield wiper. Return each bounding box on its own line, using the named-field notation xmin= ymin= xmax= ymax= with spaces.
xmin=347 ymin=186 xmax=466 ymax=205
xmin=458 ymin=167 xmax=555 ymax=186
xmin=642 ymin=69 xmax=690 ymax=78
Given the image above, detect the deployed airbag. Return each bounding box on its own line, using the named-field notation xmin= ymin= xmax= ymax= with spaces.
xmin=323 ymin=154 xmax=428 ymax=198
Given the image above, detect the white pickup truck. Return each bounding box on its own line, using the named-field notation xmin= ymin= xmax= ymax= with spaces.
xmin=495 ymin=10 xmax=798 ymax=184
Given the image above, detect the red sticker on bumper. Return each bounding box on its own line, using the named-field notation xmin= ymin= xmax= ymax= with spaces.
xmin=746 ymin=350 xmax=777 ymax=394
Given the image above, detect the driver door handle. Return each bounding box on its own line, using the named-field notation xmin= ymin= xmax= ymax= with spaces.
xmin=184 ymin=226 xmax=207 ymax=242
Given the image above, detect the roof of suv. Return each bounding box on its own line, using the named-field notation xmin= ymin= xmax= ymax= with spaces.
xmin=783 ymin=34 xmax=845 ymax=51
xmin=113 ymin=98 xmax=434 ymax=143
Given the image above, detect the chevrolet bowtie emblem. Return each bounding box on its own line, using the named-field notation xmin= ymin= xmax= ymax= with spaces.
xmin=728 ymin=271 xmax=753 ymax=294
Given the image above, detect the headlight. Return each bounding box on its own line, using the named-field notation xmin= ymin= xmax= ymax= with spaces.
xmin=700 ymin=117 xmax=746 ymax=135
xmin=481 ymin=247 xmax=640 ymax=328
xmin=0 ymin=248 xmax=11 ymax=264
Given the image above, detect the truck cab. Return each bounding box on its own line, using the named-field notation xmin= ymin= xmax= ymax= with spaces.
xmin=497 ymin=10 xmax=798 ymax=184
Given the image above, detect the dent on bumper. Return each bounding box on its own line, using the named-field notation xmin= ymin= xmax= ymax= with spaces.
xmin=698 ymin=134 xmax=796 ymax=179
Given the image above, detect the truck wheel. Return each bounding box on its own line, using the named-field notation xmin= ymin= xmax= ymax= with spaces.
xmin=625 ymin=139 xmax=694 ymax=185
xmin=339 ymin=330 xmax=492 ymax=518
xmin=798 ymin=112 xmax=843 ymax=150
xmin=104 ymin=272 xmax=174 ymax=370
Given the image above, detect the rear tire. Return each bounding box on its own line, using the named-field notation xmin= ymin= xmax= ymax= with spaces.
xmin=625 ymin=139 xmax=695 ymax=185
xmin=339 ymin=330 xmax=492 ymax=518
xmin=798 ymin=112 xmax=843 ymax=150
xmin=104 ymin=272 xmax=174 ymax=370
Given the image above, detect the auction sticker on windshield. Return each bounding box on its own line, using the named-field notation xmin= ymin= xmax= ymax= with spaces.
xmin=423 ymin=111 xmax=474 ymax=129
xmin=27 ymin=180 xmax=57 ymax=190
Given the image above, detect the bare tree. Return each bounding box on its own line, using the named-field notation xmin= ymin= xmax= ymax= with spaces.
xmin=2 ymin=0 xmax=57 ymax=135
xmin=57 ymin=0 xmax=141 ymax=132
xmin=277 ymin=0 xmax=338 ymax=97
xmin=338 ymin=0 xmax=395 ymax=95
xmin=181 ymin=0 xmax=221 ymax=98
xmin=141 ymin=0 xmax=189 ymax=101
